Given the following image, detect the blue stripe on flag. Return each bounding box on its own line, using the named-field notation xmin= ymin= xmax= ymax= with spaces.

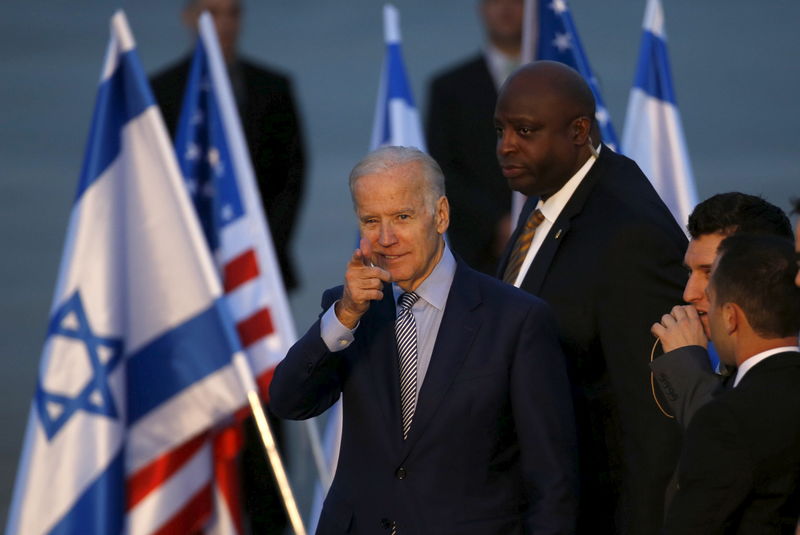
xmin=76 ymin=50 xmax=154 ymax=202
xmin=633 ymin=30 xmax=676 ymax=104
xmin=386 ymin=44 xmax=415 ymax=104
xmin=127 ymin=299 xmax=241 ymax=425
xmin=47 ymin=450 xmax=125 ymax=535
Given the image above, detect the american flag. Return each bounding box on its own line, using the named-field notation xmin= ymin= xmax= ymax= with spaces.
xmin=523 ymin=0 xmax=619 ymax=151
xmin=151 ymin=13 xmax=299 ymax=534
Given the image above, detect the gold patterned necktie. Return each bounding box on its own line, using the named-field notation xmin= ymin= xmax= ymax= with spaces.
xmin=503 ymin=209 xmax=545 ymax=284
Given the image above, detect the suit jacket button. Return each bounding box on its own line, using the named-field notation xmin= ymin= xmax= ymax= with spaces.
xmin=396 ymin=467 xmax=407 ymax=480
xmin=380 ymin=518 xmax=392 ymax=529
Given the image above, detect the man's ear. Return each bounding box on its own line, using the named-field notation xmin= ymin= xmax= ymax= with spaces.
xmin=572 ymin=116 xmax=591 ymax=146
xmin=722 ymin=302 xmax=740 ymax=335
xmin=435 ymin=196 xmax=450 ymax=235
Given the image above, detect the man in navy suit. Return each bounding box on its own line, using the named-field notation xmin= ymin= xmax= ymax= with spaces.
xmin=494 ymin=61 xmax=687 ymax=534
xmin=663 ymin=234 xmax=800 ymax=532
xmin=270 ymin=146 xmax=578 ymax=534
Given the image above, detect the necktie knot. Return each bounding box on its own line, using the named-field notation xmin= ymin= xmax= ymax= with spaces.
xmin=398 ymin=291 xmax=419 ymax=311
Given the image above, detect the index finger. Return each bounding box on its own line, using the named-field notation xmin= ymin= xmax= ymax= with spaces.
xmin=359 ymin=237 xmax=378 ymax=268
xmin=682 ymin=305 xmax=701 ymax=322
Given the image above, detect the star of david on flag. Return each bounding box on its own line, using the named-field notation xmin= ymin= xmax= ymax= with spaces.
xmin=5 ymin=11 xmax=251 ymax=535
xmin=36 ymin=292 xmax=124 ymax=440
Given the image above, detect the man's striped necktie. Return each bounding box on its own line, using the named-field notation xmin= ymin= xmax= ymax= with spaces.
xmin=503 ymin=208 xmax=546 ymax=284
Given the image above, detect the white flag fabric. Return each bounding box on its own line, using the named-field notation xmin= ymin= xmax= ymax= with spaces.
xmin=5 ymin=11 xmax=250 ymax=535
xmin=622 ymin=0 xmax=697 ymax=227
xmin=369 ymin=4 xmax=426 ymax=151
xmin=310 ymin=4 xmax=426 ymax=532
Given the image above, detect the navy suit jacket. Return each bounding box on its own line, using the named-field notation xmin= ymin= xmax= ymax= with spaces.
xmin=270 ymin=261 xmax=578 ymax=534
xmin=664 ymin=351 xmax=800 ymax=533
xmin=498 ymin=147 xmax=688 ymax=534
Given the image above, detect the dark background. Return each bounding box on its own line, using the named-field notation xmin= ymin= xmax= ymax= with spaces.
xmin=1 ymin=0 xmax=798 ymax=525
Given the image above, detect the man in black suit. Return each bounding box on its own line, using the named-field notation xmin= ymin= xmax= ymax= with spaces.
xmin=663 ymin=234 xmax=800 ymax=533
xmin=650 ymin=193 xmax=793 ymax=430
xmin=150 ymin=0 xmax=305 ymax=292
xmin=271 ymin=146 xmax=578 ymax=534
xmin=426 ymin=0 xmax=523 ymax=274
xmin=494 ymin=61 xmax=687 ymax=534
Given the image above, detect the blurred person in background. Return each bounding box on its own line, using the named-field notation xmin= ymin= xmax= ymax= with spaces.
xmin=426 ymin=0 xmax=523 ymax=274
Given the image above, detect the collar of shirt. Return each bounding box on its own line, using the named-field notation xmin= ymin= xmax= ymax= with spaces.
xmin=483 ymin=44 xmax=520 ymax=91
xmin=733 ymin=345 xmax=800 ymax=387
xmin=512 ymin=146 xmax=600 ymax=287
xmin=537 ymin=144 xmax=601 ymax=224
xmin=393 ymin=245 xmax=456 ymax=311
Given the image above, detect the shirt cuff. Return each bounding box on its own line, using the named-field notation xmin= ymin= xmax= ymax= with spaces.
xmin=320 ymin=300 xmax=357 ymax=352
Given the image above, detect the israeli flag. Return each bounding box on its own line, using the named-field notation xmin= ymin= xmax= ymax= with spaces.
xmin=369 ymin=4 xmax=425 ymax=151
xmin=5 ymin=11 xmax=249 ymax=535
xmin=533 ymin=0 xmax=619 ymax=150
xmin=622 ymin=0 xmax=697 ymax=226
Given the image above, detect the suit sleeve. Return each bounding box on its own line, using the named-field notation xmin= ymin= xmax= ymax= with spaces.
xmin=269 ymin=290 xmax=345 ymax=419
xmin=663 ymin=401 xmax=752 ymax=534
xmin=595 ymin=221 xmax=685 ymax=534
xmin=514 ymin=301 xmax=579 ymax=534
xmin=650 ymin=346 xmax=724 ymax=430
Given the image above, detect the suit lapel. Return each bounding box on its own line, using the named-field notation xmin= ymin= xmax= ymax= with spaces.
xmin=364 ymin=283 xmax=403 ymax=446
xmin=521 ymin=147 xmax=610 ymax=295
xmin=402 ymin=262 xmax=482 ymax=455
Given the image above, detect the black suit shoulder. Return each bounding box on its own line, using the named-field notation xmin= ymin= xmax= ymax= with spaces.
xmin=429 ymin=53 xmax=491 ymax=92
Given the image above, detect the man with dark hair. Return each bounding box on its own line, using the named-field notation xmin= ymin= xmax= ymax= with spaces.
xmin=495 ymin=60 xmax=688 ymax=534
xmin=651 ymin=192 xmax=793 ymax=429
xmin=663 ymin=234 xmax=800 ymax=533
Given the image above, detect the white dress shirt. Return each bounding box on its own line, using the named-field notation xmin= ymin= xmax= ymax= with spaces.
xmin=484 ymin=44 xmax=520 ymax=91
xmin=513 ymin=146 xmax=600 ymax=287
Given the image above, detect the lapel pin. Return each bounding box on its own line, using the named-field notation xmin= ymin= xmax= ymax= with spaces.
xmin=554 ymin=229 xmax=563 ymax=240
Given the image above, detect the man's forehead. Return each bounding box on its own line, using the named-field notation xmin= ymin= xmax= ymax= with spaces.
xmin=685 ymin=233 xmax=727 ymax=264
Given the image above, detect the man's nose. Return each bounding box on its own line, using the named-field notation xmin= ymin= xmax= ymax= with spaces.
xmin=683 ymin=274 xmax=704 ymax=304
xmin=497 ymin=129 xmax=515 ymax=156
xmin=378 ymin=223 xmax=397 ymax=246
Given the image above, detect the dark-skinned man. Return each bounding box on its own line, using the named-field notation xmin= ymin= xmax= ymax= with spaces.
xmin=494 ymin=61 xmax=687 ymax=534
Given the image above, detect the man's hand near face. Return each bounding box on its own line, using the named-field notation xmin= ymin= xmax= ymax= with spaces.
xmin=651 ymin=305 xmax=708 ymax=353
xmin=336 ymin=237 xmax=392 ymax=329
